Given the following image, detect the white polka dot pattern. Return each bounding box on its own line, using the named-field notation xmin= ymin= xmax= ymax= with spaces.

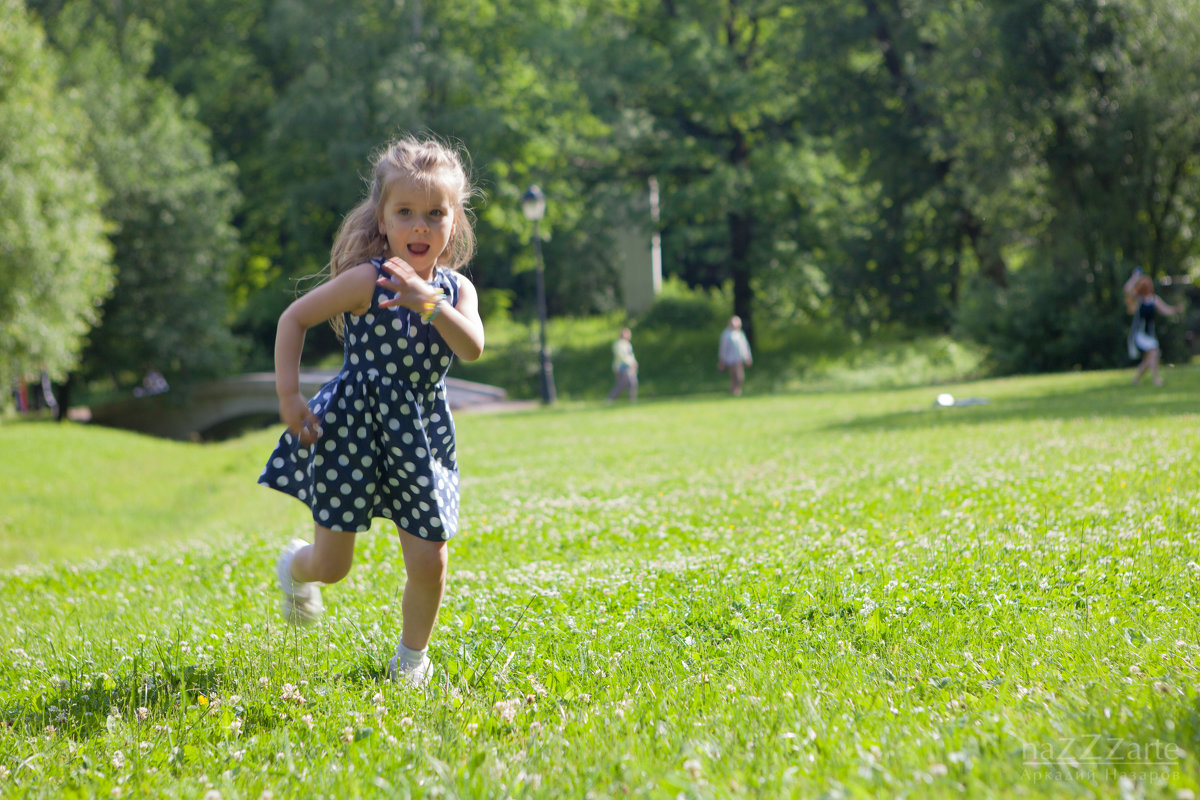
xmin=258 ymin=261 xmax=462 ymax=540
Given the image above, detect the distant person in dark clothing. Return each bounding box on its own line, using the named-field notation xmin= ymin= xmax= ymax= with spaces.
xmin=1124 ymin=268 xmax=1182 ymax=386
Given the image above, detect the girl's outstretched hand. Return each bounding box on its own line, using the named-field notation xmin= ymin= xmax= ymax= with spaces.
xmin=377 ymin=257 xmax=437 ymax=311
xmin=280 ymin=392 xmax=322 ymax=445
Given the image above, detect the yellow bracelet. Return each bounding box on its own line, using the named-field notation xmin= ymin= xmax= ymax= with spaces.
xmin=420 ymin=291 xmax=445 ymax=323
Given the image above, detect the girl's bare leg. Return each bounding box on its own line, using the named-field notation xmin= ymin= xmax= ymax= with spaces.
xmin=1147 ymin=349 xmax=1163 ymax=385
xmin=277 ymin=525 xmax=354 ymax=624
xmin=1134 ymin=355 xmax=1149 ymax=384
xmin=290 ymin=525 xmax=357 ymax=584
xmin=397 ymin=530 xmax=448 ymax=650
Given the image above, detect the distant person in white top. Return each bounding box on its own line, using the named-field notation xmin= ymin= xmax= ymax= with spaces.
xmin=717 ymin=316 xmax=753 ymax=396
xmin=606 ymin=327 xmax=638 ymax=402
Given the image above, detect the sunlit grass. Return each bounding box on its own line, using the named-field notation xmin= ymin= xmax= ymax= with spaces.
xmin=0 ymin=422 xmax=294 ymax=564
xmin=1 ymin=367 xmax=1198 ymax=798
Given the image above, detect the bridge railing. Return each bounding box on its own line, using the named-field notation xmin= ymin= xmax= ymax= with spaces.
xmin=89 ymin=372 xmax=509 ymax=440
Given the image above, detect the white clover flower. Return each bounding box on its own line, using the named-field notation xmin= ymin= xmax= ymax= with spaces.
xmin=494 ymin=698 xmax=521 ymax=723
xmin=280 ymin=684 xmax=306 ymax=705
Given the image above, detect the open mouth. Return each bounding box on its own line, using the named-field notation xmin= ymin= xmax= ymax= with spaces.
xmin=407 ymin=243 xmax=430 ymax=256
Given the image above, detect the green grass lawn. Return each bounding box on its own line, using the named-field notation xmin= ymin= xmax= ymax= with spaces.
xmin=1 ymin=367 xmax=1198 ymax=798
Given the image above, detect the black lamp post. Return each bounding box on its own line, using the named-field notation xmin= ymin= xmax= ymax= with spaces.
xmin=521 ymin=185 xmax=557 ymax=405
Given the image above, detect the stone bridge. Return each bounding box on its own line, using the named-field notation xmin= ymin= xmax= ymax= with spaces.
xmin=89 ymin=371 xmax=510 ymax=441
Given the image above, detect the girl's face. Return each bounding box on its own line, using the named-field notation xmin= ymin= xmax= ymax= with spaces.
xmin=378 ymin=174 xmax=457 ymax=276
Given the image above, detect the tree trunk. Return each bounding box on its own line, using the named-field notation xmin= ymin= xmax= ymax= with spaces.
xmin=728 ymin=209 xmax=754 ymax=347
xmin=54 ymin=375 xmax=74 ymax=422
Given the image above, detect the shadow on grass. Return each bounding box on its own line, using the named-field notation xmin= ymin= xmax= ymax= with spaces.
xmin=2 ymin=663 xmax=225 ymax=739
xmin=823 ymin=378 xmax=1200 ymax=433
xmin=1 ymin=657 xmax=406 ymax=743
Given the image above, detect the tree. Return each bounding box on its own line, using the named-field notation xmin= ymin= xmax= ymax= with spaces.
xmin=32 ymin=0 xmax=629 ymax=378
xmin=991 ymin=0 xmax=1200 ymax=297
xmin=0 ymin=0 xmax=113 ymax=395
xmin=954 ymin=0 xmax=1200 ymax=372
xmin=591 ymin=0 xmax=817 ymax=343
xmin=47 ymin=2 xmax=242 ymax=388
xmin=217 ymin=0 xmax=625 ymax=362
xmin=792 ymin=0 xmax=1032 ymax=331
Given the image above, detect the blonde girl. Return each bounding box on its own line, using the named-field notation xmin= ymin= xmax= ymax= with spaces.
xmin=259 ymin=135 xmax=485 ymax=686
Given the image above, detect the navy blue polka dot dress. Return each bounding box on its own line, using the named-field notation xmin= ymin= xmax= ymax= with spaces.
xmin=259 ymin=258 xmax=462 ymax=540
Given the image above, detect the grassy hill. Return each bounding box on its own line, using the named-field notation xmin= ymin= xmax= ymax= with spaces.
xmin=454 ymin=305 xmax=988 ymax=402
xmin=1 ymin=368 xmax=1197 ymax=798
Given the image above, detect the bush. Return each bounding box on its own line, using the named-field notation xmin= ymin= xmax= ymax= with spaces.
xmin=477 ymin=288 xmax=514 ymax=326
xmin=458 ymin=280 xmax=990 ymax=401
xmin=955 ymin=263 xmax=1186 ymax=374
xmin=635 ymin=277 xmax=730 ymax=332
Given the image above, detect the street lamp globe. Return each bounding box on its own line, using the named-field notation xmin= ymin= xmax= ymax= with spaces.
xmin=521 ymin=185 xmax=546 ymax=222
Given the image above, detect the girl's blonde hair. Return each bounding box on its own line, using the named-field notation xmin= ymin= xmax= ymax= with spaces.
xmin=323 ymin=135 xmax=478 ymax=336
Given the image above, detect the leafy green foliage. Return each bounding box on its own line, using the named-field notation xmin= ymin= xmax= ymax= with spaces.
xmin=0 ymin=0 xmax=113 ymax=389
xmin=989 ymin=0 xmax=1200 ymax=302
xmin=797 ymin=0 xmax=996 ymax=330
xmin=634 ymin=276 xmax=728 ymax=332
xmin=47 ymin=5 xmax=241 ymax=387
xmin=12 ymin=0 xmax=1200 ymax=394
xmin=957 ymin=264 xmax=1124 ymax=375
xmin=597 ymin=0 xmax=817 ymax=339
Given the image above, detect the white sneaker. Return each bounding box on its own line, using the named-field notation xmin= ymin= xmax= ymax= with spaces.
xmin=276 ymin=538 xmax=323 ymax=624
xmin=388 ymin=651 xmax=433 ymax=688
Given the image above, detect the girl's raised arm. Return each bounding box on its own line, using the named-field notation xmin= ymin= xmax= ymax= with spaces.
xmin=1154 ymin=295 xmax=1183 ymax=317
xmin=435 ymin=274 xmax=485 ymax=362
xmin=377 ymin=259 xmax=485 ymax=362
